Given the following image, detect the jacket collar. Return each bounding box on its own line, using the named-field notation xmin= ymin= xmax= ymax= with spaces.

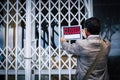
xmin=87 ymin=35 xmax=100 ymax=39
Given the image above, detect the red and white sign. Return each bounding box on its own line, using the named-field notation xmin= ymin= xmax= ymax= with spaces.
xmin=62 ymin=25 xmax=82 ymax=40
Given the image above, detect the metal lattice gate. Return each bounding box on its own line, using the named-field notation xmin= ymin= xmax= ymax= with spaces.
xmin=0 ymin=0 xmax=93 ymax=80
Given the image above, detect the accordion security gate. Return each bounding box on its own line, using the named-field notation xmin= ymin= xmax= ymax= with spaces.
xmin=0 ymin=0 xmax=93 ymax=80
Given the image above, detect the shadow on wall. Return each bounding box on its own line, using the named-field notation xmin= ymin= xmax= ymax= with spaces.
xmin=101 ymin=24 xmax=120 ymax=80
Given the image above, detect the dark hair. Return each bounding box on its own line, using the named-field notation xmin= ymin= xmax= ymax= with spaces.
xmin=84 ymin=17 xmax=101 ymax=34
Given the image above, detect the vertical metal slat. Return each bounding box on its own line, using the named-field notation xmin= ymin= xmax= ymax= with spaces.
xmin=25 ymin=0 xmax=32 ymax=80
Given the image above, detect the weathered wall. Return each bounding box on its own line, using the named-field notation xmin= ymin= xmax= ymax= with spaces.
xmin=93 ymin=0 xmax=120 ymax=80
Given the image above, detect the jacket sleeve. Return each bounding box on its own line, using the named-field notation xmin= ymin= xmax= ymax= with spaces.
xmin=61 ymin=40 xmax=82 ymax=56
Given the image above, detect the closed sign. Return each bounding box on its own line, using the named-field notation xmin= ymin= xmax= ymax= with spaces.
xmin=62 ymin=25 xmax=82 ymax=40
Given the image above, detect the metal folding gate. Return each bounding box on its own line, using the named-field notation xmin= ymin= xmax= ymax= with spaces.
xmin=0 ymin=0 xmax=93 ymax=80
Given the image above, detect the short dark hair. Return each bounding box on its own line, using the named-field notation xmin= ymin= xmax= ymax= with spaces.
xmin=84 ymin=17 xmax=101 ymax=34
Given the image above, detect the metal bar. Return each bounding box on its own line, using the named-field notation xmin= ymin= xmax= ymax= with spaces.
xmin=25 ymin=0 xmax=32 ymax=80
xmin=39 ymin=0 xmax=42 ymax=80
xmin=84 ymin=0 xmax=89 ymax=13
xmin=68 ymin=0 xmax=71 ymax=27
xmin=78 ymin=0 xmax=81 ymax=25
xmin=68 ymin=0 xmax=71 ymax=80
xmin=78 ymin=0 xmax=83 ymax=39
xmin=15 ymin=0 xmax=18 ymax=80
xmin=58 ymin=0 xmax=61 ymax=80
xmin=0 ymin=69 xmax=76 ymax=75
xmin=48 ymin=0 xmax=51 ymax=80
xmin=6 ymin=0 xmax=9 ymax=80
xmin=84 ymin=0 xmax=93 ymax=18
xmin=89 ymin=0 xmax=93 ymax=17
xmin=31 ymin=1 xmax=36 ymax=80
xmin=31 ymin=0 xmax=35 ymax=41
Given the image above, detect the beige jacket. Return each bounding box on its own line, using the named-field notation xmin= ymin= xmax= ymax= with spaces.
xmin=61 ymin=35 xmax=111 ymax=80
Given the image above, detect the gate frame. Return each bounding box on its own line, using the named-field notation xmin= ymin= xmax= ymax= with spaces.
xmin=0 ymin=0 xmax=93 ymax=80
